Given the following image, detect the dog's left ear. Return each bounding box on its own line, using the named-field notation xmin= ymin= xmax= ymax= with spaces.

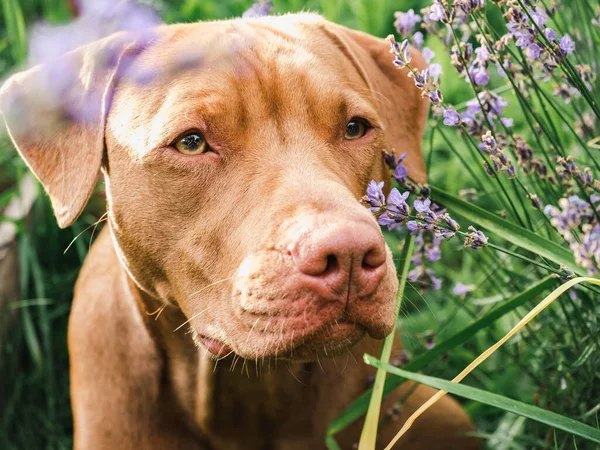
xmin=320 ymin=23 xmax=429 ymax=184
xmin=0 ymin=32 xmax=143 ymax=228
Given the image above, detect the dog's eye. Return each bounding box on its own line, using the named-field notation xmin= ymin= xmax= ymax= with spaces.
xmin=174 ymin=133 xmax=209 ymax=155
xmin=345 ymin=119 xmax=368 ymax=140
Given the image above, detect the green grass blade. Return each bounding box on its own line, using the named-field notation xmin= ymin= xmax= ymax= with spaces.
xmin=327 ymin=276 xmax=555 ymax=436
xmin=363 ymin=357 xmax=600 ymax=445
xmin=358 ymin=234 xmax=415 ymax=449
xmin=325 ymin=435 xmax=342 ymax=450
xmin=429 ymin=185 xmax=585 ymax=275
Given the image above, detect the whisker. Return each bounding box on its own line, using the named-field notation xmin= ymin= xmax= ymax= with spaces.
xmin=63 ymin=212 xmax=108 ymax=254
xmin=188 ymin=276 xmax=235 ymax=298
xmin=287 ymin=362 xmax=307 ymax=386
xmin=146 ymin=303 xmax=167 ymax=321
xmin=173 ymin=303 xmax=213 ymax=332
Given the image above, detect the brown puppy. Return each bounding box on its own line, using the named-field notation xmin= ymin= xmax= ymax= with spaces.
xmin=0 ymin=14 xmax=479 ymax=450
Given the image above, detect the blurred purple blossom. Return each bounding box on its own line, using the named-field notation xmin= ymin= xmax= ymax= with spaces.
xmin=413 ymin=31 xmax=425 ymax=49
xmin=545 ymin=195 xmax=599 ymax=273
xmin=28 ymin=0 xmax=161 ymax=67
xmin=456 ymin=0 xmax=486 ymax=15
xmin=429 ymin=3 xmax=446 ymax=22
xmin=394 ymin=9 xmax=421 ymax=36
xmin=242 ymin=0 xmax=273 ymax=18
xmin=21 ymin=0 xmax=161 ymax=127
xmin=453 ymin=282 xmax=475 ymax=297
xmin=422 ymin=47 xmax=435 ymax=64
xmin=409 ymin=233 xmax=443 ymax=290
xmin=558 ymin=35 xmax=576 ymax=57
xmin=544 ymin=27 xmax=558 ymax=41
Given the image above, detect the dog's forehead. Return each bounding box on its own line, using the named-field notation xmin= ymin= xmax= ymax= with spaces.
xmin=133 ymin=16 xmax=355 ymax=88
xmin=108 ymin=16 xmax=375 ymax=156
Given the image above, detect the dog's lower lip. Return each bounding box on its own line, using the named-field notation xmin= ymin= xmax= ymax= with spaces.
xmin=198 ymin=335 xmax=232 ymax=357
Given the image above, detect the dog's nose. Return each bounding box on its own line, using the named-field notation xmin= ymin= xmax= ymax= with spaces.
xmin=287 ymin=219 xmax=387 ymax=294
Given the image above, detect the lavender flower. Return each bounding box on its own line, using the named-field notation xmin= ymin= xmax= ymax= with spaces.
xmin=242 ymin=0 xmax=273 ymax=18
xmin=409 ymin=233 xmax=443 ymax=290
xmin=422 ymin=47 xmax=435 ymax=64
xmin=544 ymin=27 xmax=558 ymax=41
xmin=387 ymin=35 xmax=445 ymax=105
xmin=413 ymin=31 xmax=424 ymax=49
xmin=394 ymin=9 xmax=421 ymax=36
xmin=456 ymin=0 xmax=486 ymax=15
xmin=365 ymin=181 xmax=386 ymax=213
xmin=464 ymin=226 xmax=489 ymax=249
xmin=378 ymin=189 xmax=411 ymax=230
xmin=429 ymin=2 xmax=446 ymax=22
xmin=387 ymin=35 xmax=412 ymax=69
xmin=546 ymin=195 xmax=600 ymax=273
xmin=443 ymin=108 xmax=461 ymax=126
xmin=558 ymin=35 xmax=576 ymax=57
xmin=394 ymin=163 xmax=408 ymax=185
xmin=24 ymin=0 xmax=161 ymax=125
xmin=453 ymin=282 xmax=475 ymax=297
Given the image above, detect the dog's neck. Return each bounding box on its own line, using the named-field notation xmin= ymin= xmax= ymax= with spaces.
xmin=128 ymin=276 xmax=381 ymax=445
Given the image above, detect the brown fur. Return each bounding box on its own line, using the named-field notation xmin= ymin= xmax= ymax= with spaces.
xmin=0 ymin=14 xmax=479 ymax=449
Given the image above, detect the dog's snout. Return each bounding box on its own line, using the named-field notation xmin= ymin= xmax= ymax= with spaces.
xmin=288 ymin=219 xmax=387 ymax=292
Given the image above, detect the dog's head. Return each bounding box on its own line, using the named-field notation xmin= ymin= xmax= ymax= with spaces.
xmin=0 ymin=14 xmax=428 ymax=361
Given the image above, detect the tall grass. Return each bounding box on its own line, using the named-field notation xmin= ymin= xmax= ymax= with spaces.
xmin=0 ymin=1 xmax=598 ymax=449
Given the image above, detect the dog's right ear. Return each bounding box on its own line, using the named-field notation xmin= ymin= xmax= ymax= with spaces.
xmin=0 ymin=32 xmax=143 ymax=228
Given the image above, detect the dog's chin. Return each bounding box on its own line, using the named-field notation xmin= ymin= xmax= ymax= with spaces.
xmin=193 ymin=321 xmax=366 ymax=362
xmin=277 ymin=321 xmax=367 ymax=362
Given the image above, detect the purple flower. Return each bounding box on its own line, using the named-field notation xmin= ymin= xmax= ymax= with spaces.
xmin=394 ymin=163 xmax=408 ymax=185
xmin=406 ymin=221 xmax=421 ymax=234
xmin=429 ymin=3 xmax=445 ymax=22
xmin=412 ymin=31 xmax=424 ymax=49
xmin=435 ymin=228 xmax=455 ymax=240
xmin=453 ymin=282 xmax=475 ymax=297
xmin=545 ymin=27 xmax=558 ymax=40
xmin=366 ymin=181 xmax=386 ymax=212
xmin=530 ymin=7 xmax=547 ymax=27
xmin=422 ymin=47 xmax=435 ymax=64
xmin=387 ymin=189 xmax=411 ymax=216
xmin=526 ymin=43 xmax=543 ymax=60
xmin=444 ymin=215 xmax=460 ymax=231
xmin=559 ymin=35 xmax=575 ymax=57
xmin=378 ymin=189 xmax=411 ymax=230
xmin=394 ymin=9 xmax=421 ymax=36
xmin=24 ymin=0 xmax=161 ymax=125
xmin=456 ymin=0 xmax=486 ymax=14
xmin=428 ymin=63 xmax=443 ymax=80
xmin=242 ymin=0 xmax=273 ymax=18
xmin=472 ymin=67 xmax=490 ymax=85
xmin=414 ymin=198 xmax=432 ymax=214
xmin=387 ymin=36 xmax=412 ymax=68
xmin=443 ymin=108 xmax=461 ymax=126
xmin=428 ymin=89 xmax=443 ymax=105
xmin=464 ymin=226 xmax=489 ymax=249
xmin=384 ymin=151 xmax=408 ymax=171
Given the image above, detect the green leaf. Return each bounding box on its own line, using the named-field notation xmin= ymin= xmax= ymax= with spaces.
xmin=327 ymin=276 xmax=555 ymax=436
xmin=363 ymin=357 xmax=600 ymax=445
xmin=358 ymin=234 xmax=415 ymax=450
xmin=429 ymin=185 xmax=585 ymax=276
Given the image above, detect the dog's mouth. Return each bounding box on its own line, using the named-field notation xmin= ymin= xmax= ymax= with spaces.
xmin=194 ymin=318 xmax=366 ymax=361
xmin=278 ymin=319 xmax=366 ymax=361
xmin=195 ymin=334 xmax=234 ymax=358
